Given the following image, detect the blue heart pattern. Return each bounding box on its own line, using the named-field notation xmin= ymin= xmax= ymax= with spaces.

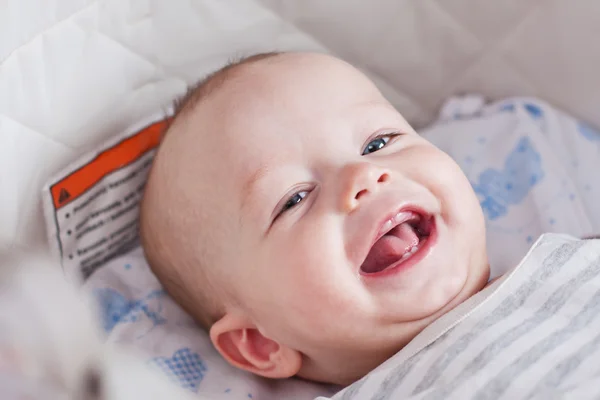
xmin=94 ymin=288 xmax=167 ymax=333
xmin=578 ymin=121 xmax=600 ymax=142
xmin=472 ymin=136 xmax=544 ymax=220
xmin=149 ymin=348 xmax=207 ymax=392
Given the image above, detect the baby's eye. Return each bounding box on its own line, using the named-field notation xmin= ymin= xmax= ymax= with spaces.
xmin=282 ymin=191 xmax=308 ymax=212
xmin=362 ymin=132 xmax=400 ymax=155
xmin=276 ymin=190 xmax=308 ymax=219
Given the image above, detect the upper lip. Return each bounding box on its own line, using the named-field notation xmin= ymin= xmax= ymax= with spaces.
xmin=358 ymin=203 xmax=432 ymax=270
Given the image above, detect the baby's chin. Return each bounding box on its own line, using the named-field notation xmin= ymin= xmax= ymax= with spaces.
xmin=418 ymin=250 xmax=490 ymax=321
xmin=415 ymin=232 xmax=490 ymax=315
xmin=374 ymin=258 xmax=481 ymax=323
xmin=297 ymin=265 xmax=489 ymax=386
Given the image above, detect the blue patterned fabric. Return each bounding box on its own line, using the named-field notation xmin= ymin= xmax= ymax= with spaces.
xmin=94 ymin=287 xmax=166 ymax=333
xmin=149 ymin=348 xmax=207 ymax=392
xmin=422 ymin=97 xmax=600 ymax=277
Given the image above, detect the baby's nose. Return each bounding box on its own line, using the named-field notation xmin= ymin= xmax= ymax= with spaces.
xmin=340 ymin=162 xmax=390 ymax=212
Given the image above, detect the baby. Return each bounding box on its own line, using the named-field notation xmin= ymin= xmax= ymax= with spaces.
xmin=139 ymin=51 xmax=491 ymax=386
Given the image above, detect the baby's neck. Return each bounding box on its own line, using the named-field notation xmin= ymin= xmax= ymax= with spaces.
xmin=484 ymin=274 xmax=503 ymax=289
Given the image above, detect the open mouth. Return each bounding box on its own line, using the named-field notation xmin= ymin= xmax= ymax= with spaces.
xmin=360 ymin=210 xmax=434 ymax=275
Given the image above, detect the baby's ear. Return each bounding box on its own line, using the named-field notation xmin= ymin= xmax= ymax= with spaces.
xmin=210 ymin=313 xmax=302 ymax=379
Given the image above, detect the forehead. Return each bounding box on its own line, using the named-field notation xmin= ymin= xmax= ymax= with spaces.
xmin=199 ymin=56 xmax=389 ymax=155
xmin=174 ymin=54 xmax=401 ymax=212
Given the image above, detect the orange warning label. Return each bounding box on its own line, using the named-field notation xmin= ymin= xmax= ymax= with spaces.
xmin=50 ymin=120 xmax=169 ymax=210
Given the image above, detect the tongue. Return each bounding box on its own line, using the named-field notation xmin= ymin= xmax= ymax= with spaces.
xmin=361 ymin=222 xmax=420 ymax=274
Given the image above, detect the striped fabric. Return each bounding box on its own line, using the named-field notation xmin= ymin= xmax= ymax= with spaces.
xmin=321 ymin=234 xmax=600 ymax=400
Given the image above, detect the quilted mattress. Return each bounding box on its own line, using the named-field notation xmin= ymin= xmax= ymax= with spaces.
xmin=1 ymin=0 xmax=599 ymax=256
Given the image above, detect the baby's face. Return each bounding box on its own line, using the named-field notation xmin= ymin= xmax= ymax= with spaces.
xmin=176 ymin=54 xmax=489 ymax=384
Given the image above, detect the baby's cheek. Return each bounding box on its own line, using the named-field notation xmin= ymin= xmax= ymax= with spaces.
xmin=283 ymin=234 xmax=359 ymax=310
xmin=426 ymin=151 xmax=479 ymax=219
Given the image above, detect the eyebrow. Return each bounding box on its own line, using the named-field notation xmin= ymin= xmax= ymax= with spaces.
xmin=240 ymin=162 xmax=272 ymax=214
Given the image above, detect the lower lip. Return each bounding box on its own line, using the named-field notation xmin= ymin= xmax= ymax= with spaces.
xmin=360 ymin=218 xmax=438 ymax=279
